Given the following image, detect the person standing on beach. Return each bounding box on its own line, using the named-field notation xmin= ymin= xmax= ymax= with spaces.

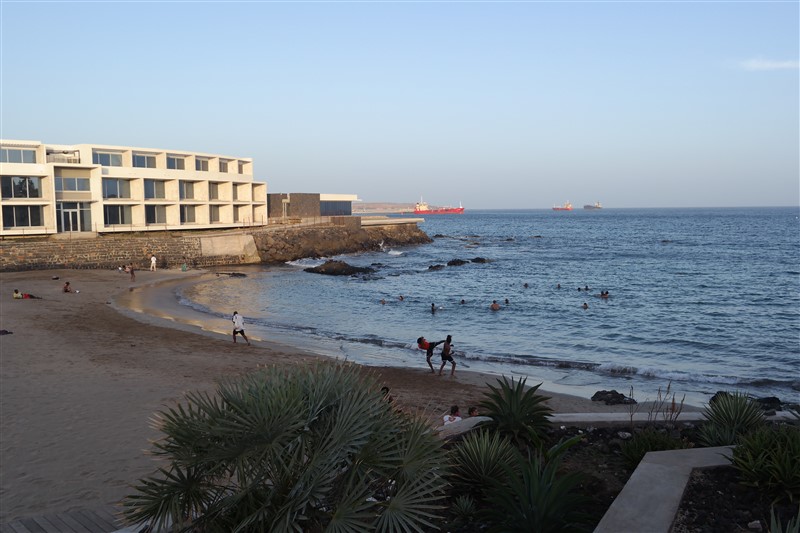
xmin=417 ymin=336 xmax=445 ymax=373
xmin=438 ymin=334 xmax=456 ymax=376
xmin=128 ymin=264 xmax=136 ymax=282
xmin=232 ymin=311 xmax=251 ymax=345
xmin=150 ymin=254 xmax=157 ymax=271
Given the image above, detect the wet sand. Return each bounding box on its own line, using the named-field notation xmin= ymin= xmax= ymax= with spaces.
xmin=1 ymin=267 xmax=666 ymax=522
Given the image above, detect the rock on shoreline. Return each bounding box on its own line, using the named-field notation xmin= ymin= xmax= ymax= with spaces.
xmin=304 ymin=260 xmax=375 ymax=276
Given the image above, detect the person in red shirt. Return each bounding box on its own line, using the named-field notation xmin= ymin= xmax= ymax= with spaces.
xmin=417 ymin=336 xmax=445 ymax=373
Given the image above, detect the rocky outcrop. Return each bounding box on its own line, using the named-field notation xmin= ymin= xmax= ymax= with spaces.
xmin=591 ymin=390 xmax=637 ymax=405
xmin=252 ymin=222 xmax=431 ymax=264
xmin=304 ymin=260 xmax=375 ymax=276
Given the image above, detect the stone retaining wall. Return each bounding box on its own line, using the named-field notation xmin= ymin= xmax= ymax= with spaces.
xmin=0 ymin=218 xmax=431 ymax=272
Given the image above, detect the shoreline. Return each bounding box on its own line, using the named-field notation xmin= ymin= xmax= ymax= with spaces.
xmin=0 ymin=267 xmax=692 ymax=523
xmin=113 ymin=266 xmax=682 ymax=411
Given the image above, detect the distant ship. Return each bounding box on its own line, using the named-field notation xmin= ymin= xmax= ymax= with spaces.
xmin=583 ymin=202 xmax=602 ymax=210
xmin=552 ymin=202 xmax=573 ymax=211
xmin=412 ymin=199 xmax=465 ymax=215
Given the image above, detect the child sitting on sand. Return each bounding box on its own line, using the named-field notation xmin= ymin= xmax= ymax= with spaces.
xmin=443 ymin=405 xmax=461 ymax=425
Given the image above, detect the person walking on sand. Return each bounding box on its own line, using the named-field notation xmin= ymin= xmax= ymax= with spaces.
xmin=150 ymin=254 xmax=157 ymax=271
xmin=417 ymin=336 xmax=445 ymax=373
xmin=232 ymin=311 xmax=251 ymax=345
xmin=438 ymin=334 xmax=456 ymax=376
xmin=128 ymin=264 xmax=136 ymax=282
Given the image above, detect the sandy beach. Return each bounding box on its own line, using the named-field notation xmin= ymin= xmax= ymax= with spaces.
xmin=1 ymin=267 xmax=665 ymax=523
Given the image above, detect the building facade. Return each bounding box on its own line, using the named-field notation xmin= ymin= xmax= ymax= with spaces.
xmin=266 ymin=193 xmax=360 ymax=221
xmin=0 ymin=139 xmax=267 ymax=237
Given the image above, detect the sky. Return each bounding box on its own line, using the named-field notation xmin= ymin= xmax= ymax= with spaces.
xmin=1 ymin=1 xmax=798 ymax=209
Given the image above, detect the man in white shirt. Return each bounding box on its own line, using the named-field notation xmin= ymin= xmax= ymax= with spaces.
xmin=231 ymin=311 xmax=251 ymax=346
xmin=150 ymin=254 xmax=157 ymax=271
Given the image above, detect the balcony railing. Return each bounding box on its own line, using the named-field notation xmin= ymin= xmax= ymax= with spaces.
xmin=46 ymin=154 xmax=81 ymax=164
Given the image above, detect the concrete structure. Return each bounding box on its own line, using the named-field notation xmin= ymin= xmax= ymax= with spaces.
xmin=267 ymin=192 xmax=360 ymax=221
xmin=594 ymin=446 xmax=734 ymax=533
xmin=0 ymin=139 xmax=267 ymax=237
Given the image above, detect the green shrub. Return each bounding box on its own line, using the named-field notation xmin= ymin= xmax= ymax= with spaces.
xmin=481 ymin=452 xmax=589 ymax=533
xmin=478 ymin=376 xmax=553 ymax=450
xmin=449 ymin=429 xmax=519 ymax=500
xmin=732 ymin=425 xmax=800 ymax=504
xmin=620 ymin=428 xmax=692 ymax=469
xmin=449 ymin=494 xmax=478 ymax=527
xmin=770 ymin=504 xmax=800 ymax=533
xmin=123 ymin=362 xmax=448 ymax=532
xmin=699 ymin=392 xmax=766 ymax=446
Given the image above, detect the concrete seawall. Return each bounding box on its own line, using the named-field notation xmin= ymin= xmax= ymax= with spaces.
xmin=0 ymin=217 xmax=431 ymax=272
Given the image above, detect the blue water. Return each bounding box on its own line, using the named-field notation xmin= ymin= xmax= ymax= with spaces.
xmin=181 ymin=207 xmax=800 ymax=406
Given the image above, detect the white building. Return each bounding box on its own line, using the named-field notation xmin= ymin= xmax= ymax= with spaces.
xmin=0 ymin=140 xmax=267 ymax=237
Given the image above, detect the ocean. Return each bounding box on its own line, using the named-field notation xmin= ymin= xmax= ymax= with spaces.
xmin=179 ymin=207 xmax=800 ymax=407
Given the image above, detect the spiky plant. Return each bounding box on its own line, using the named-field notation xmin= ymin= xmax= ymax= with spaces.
xmin=699 ymin=391 xmax=766 ymax=446
xmin=620 ymin=428 xmax=692 ymax=469
xmin=448 ymin=429 xmax=520 ymax=500
xmin=478 ymin=376 xmax=553 ymax=450
xmin=732 ymin=425 xmax=800 ymax=504
xmin=770 ymin=504 xmax=800 ymax=533
xmin=480 ymin=451 xmax=589 ymax=533
xmin=122 ymin=362 xmax=448 ymax=532
xmin=449 ymin=495 xmax=478 ymax=528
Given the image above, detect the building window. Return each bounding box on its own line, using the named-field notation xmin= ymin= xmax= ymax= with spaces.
xmin=55 ymin=177 xmax=90 ymax=192
xmin=145 ymin=205 xmax=167 ymax=225
xmin=210 ymin=205 xmax=221 ymax=223
xmin=92 ymin=151 xmax=123 ymax=167
xmin=102 ymin=178 xmax=131 ymax=199
xmin=209 ymin=182 xmax=220 ymax=200
xmin=2 ymin=205 xmax=43 ymax=228
xmin=0 ymin=148 xmax=36 ymax=163
xmin=195 ymin=158 xmax=209 ymax=172
xmin=219 ymin=160 xmax=229 ymax=173
xmin=133 ymin=153 xmax=157 ymax=168
xmin=238 ymin=161 xmax=245 ymax=174
xmin=179 ymin=181 xmax=195 ymax=200
xmin=144 ymin=179 xmax=166 ymax=199
xmin=233 ymin=205 xmax=241 ymax=223
xmin=180 ymin=205 xmax=196 ymax=223
xmin=103 ymin=205 xmax=132 ymax=225
xmin=232 ymin=184 xmax=238 ymax=201
xmin=1 ymin=176 xmax=42 ymax=198
xmin=56 ymin=202 xmax=92 ymax=232
xmin=167 ymin=155 xmax=185 ymax=170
